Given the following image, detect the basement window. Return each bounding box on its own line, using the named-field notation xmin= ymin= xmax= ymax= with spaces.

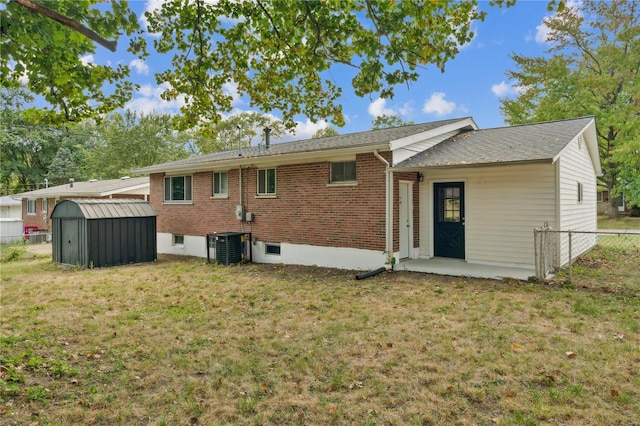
xmin=265 ymin=243 xmax=281 ymax=256
xmin=173 ymin=234 xmax=185 ymax=246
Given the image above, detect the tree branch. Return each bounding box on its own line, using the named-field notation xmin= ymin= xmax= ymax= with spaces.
xmin=13 ymin=0 xmax=117 ymax=52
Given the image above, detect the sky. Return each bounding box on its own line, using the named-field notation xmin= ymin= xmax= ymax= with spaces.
xmin=82 ymin=0 xmax=568 ymax=141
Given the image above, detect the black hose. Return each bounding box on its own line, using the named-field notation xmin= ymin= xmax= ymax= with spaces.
xmin=355 ymin=267 xmax=386 ymax=280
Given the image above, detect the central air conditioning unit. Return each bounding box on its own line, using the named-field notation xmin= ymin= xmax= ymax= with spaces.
xmin=214 ymin=232 xmax=244 ymax=265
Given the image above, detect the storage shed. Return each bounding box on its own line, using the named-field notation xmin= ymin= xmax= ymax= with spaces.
xmin=51 ymin=199 xmax=157 ymax=267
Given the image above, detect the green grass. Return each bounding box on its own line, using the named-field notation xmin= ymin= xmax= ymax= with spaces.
xmin=1 ymin=256 xmax=639 ymax=425
xmin=598 ymin=214 xmax=640 ymax=230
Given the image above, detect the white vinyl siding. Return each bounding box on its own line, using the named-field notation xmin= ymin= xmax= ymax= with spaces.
xmin=420 ymin=163 xmax=557 ymax=268
xmin=557 ymin=135 xmax=598 ymax=265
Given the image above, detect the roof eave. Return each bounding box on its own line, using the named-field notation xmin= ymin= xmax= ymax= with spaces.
xmin=391 ymin=158 xmax=554 ymax=172
xmin=135 ymin=144 xmax=391 ymax=175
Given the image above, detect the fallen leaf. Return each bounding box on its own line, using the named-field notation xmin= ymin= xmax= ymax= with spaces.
xmin=565 ymin=351 xmax=577 ymax=358
xmin=421 ymin=345 xmax=428 ymax=352
xmin=386 ymin=343 xmax=393 ymax=348
xmin=610 ymin=389 xmax=619 ymax=397
xmin=260 ymin=382 xmax=268 ymax=391
xmin=613 ymin=333 xmax=624 ymax=340
xmin=512 ymin=343 xmax=523 ymax=353
xmin=70 ymin=379 xmax=79 ymax=385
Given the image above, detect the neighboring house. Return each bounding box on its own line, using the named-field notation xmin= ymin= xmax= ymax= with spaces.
xmin=134 ymin=116 xmax=601 ymax=280
xmin=597 ymin=189 xmax=632 ymax=215
xmin=0 ymin=195 xmax=24 ymax=244
xmin=12 ymin=177 xmax=150 ymax=234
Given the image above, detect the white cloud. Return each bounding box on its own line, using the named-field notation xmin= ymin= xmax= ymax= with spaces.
xmin=124 ymin=82 xmax=186 ymax=115
xmin=130 ymin=59 xmax=150 ymax=75
xmin=533 ymin=0 xmax=583 ymax=44
xmin=80 ymin=54 xmax=94 ymax=66
xmin=422 ymin=92 xmax=456 ymax=116
xmin=491 ymin=81 xmax=518 ymax=97
xmin=293 ymin=118 xmax=329 ymax=140
xmin=222 ymin=81 xmax=242 ymax=107
xmin=140 ymin=0 xmax=165 ymax=34
xmin=368 ymin=98 xmax=396 ymax=117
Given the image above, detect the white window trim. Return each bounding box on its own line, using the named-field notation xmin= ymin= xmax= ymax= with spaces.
xmin=27 ymin=199 xmax=36 ymax=215
xmin=41 ymin=199 xmax=48 ymax=213
xmin=264 ymin=243 xmax=281 ymax=256
xmin=172 ymin=234 xmax=185 ymax=246
xmin=212 ymin=171 xmax=229 ymax=199
xmin=257 ymin=168 xmax=277 ymax=196
xmin=330 ymin=161 xmax=357 ymax=184
xmin=163 ymin=175 xmax=193 ymax=204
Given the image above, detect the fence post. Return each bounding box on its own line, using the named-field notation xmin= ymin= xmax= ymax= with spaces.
xmin=568 ymin=230 xmax=572 ymax=283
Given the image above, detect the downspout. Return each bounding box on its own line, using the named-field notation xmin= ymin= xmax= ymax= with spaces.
xmin=239 ymin=165 xmax=244 ymax=233
xmin=374 ymin=150 xmax=393 ymax=267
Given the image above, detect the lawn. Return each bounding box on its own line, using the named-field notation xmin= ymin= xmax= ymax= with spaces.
xmin=598 ymin=214 xmax=640 ymax=230
xmin=1 ymin=252 xmax=639 ymax=425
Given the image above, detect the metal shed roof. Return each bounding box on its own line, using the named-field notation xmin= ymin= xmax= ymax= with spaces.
xmin=51 ymin=199 xmax=157 ymax=219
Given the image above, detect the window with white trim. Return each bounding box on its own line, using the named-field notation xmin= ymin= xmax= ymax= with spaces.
xmin=27 ymin=199 xmax=36 ymax=214
xmin=173 ymin=234 xmax=184 ymax=246
xmin=164 ymin=176 xmax=192 ymax=202
xmin=41 ymin=199 xmax=47 ymax=213
xmin=257 ymin=168 xmax=276 ymax=195
xmin=213 ymin=172 xmax=228 ymax=197
xmin=577 ymin=182 xmax=584 ymax=203
xmin=596 ymin=191 xmax=603 ymax=202
xmin=330 ymin=161 xmax=356 ymax=183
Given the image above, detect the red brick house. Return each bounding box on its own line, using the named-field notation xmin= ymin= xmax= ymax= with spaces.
xmin=135 ymin=117 xmax=601 ymax=279
xmin=12 ymin=177 xmax=149 ymax=234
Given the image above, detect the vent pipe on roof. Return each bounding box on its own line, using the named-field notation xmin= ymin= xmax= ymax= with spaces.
xmin=237 ymin=125 xmax=242 ymax=156
xmin=264 ymin=127 xmax=271 ymax=149
xmin=69 ymin=178 xmax=74 ymax=188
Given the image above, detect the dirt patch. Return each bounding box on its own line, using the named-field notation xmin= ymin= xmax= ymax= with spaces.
xmin=25 ymin=243 xmax=52 ymax=256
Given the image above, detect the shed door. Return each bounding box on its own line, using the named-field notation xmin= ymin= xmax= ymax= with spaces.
xmin=434 ymin=182 xmax=465 ymax=259
xmin=61 ymin=219 xmax=79 ymax=265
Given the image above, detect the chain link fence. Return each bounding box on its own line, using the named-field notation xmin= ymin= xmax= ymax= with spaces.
xmin=534 ymin=226 xmax=640 ymax=283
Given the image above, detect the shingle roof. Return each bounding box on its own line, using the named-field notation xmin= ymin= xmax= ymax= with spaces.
xmin=12 ymin=177 xmax=149 ymax=199
xmin=134 ymin=118 xmax=472 ymax=174
xmin=0 ymin=195 xmax=21 ymax=206
xmin=52 ymin=199 xmax=157 ymax=219
xmin=395 ymin=117 xmax=594 ymax=169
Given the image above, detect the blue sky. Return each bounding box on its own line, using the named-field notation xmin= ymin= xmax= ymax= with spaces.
xmin=82 ymin=0 xmax=566 ymax=140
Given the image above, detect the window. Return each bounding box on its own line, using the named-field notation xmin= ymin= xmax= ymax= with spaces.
xmin=577 ymin=182 xmax=584 ymax=203
xmin=164 ymin=176 xmax=192 ymax=202
xmin=330 ymin=161 xmax=356 ymax=183
xmin=265 ymin=243 xmax=281 ymax=256
xmin=597 ymin=191 xmax=603 ymax=202
xmin=41 ymin=199 xmax=47 ymax=213
xmin=257 ymin=168 xmax=276 ymax=195
xmin=439 ymin=187 xmax=461 ymax=222
xmin=213 ymin=172 xmax=228 ymax=197
xmin=173 ymin=235 xmax=184 ymax=246
xmin=27 ymin=199 xmax=36 ymax=214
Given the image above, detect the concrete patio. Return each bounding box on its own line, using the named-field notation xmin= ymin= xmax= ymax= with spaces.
xmin=396 ymin=257 xmax=535 ymax=281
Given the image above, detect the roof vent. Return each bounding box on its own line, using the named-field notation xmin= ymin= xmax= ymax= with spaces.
xmin=264 ymin=127 xmax=271 ymax=149
xmin=69 ymin=178 xmax=74 ymax=188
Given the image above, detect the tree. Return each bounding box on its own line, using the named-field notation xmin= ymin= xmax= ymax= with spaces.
xmin=499 ymin=0 xmax=640 ymax=216
xmin=312 ymin=127 xmax=340 ymax=138
xmin=1 ymin=0 xmax=144 ymax=124
xmin=80 ymin=111 xmax=191 ymax=179
xmin=371 ymin=114 xmax=414 ymax=130
xmin=46 ymin=146 xmax=83 ymax=186
xmin=0 ymin=88 xmax=63 ymax=193
xmin=190 ymin=112 xmax=286 ymax=154
xmin=3 ymin=0 xmax=483 ymax=128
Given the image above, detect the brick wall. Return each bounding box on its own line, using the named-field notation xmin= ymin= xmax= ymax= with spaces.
xmin=151 ymin=152 xmax=391 ymax=251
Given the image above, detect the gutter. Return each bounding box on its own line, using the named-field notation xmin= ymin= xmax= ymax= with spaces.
xmin=374 ymin=150 xmax=393 ymax=267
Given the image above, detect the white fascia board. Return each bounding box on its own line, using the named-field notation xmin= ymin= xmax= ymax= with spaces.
xmin=101 ymin=183 xmax=150 ymax=197
xmin=389 ymin=117 xmax=478 ymax=152
xmin=146 ymin=144 xmax=389 ymax=175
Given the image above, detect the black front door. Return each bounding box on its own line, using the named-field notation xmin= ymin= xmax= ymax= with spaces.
xmin=434 ymin=182 xmax=465 ymax=259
